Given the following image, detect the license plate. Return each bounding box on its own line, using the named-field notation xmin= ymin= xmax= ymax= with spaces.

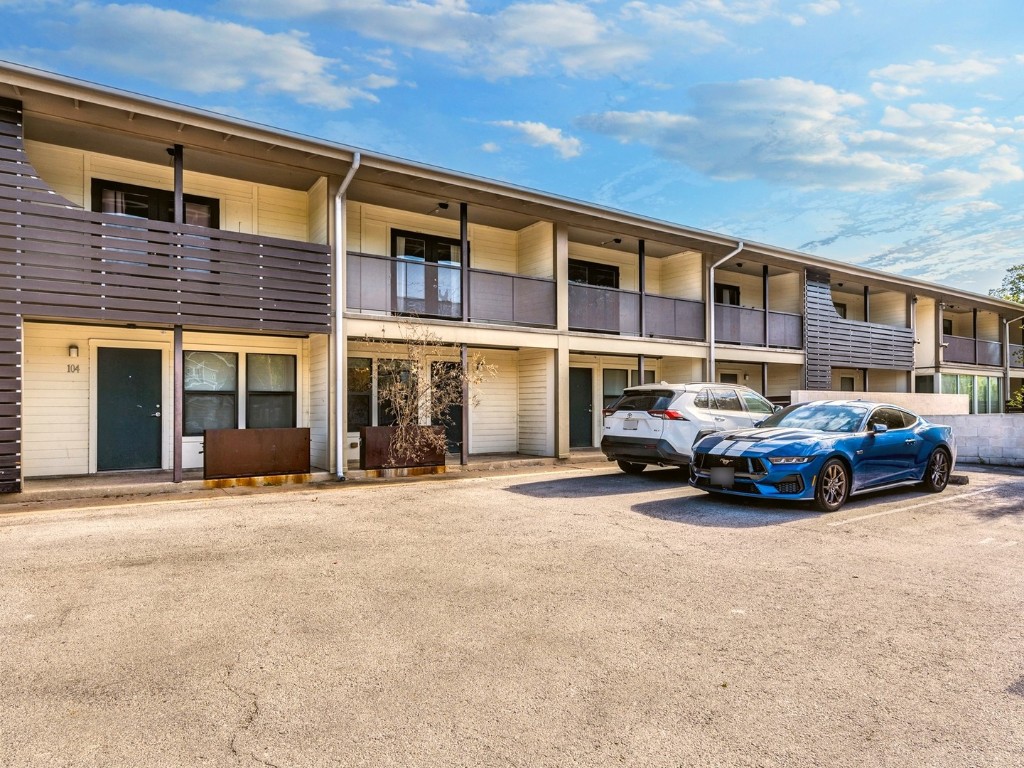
xmin=623 ymin=417 xmax=639 ymax=431
xmin=710 ymin=467 xmax=735 ymax=488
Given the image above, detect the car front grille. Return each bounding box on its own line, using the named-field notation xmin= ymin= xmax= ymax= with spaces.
xmin=694 ymin=454 xmax=767 ymax=475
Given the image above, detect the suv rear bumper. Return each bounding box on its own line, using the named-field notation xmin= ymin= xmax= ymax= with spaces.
xmin=600 ymin=436 xmax=692 ymax=467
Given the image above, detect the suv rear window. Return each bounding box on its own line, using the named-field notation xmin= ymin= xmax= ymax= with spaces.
xmin=608 ymin=390 xmax=677 ymax=412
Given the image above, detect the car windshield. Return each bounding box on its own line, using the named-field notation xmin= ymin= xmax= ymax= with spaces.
xmin=758 ymin=402 xmax=869 ymax=433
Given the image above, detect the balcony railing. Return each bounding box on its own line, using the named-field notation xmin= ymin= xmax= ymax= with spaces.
xmin=644 ymin=293 xmax=704 ymax=340
xmin=347 ymin=252 xmax=556 ymax=326
xmin=568 ymin=283 xmax=640 ymax=335
xmin=944 ymin=334 xmax=1003 ymax=366
xmin=469 ymin=269 xmax=556 ymax=327
xmin=714 ymin=305 xmax=803 ymax=349
xmin=0 ymin=203 xmax=331 ymax=333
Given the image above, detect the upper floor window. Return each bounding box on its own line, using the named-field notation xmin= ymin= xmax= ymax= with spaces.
xmin=91 ymin=178 xmax=220 ymax=228
xmin=715 ymin=284 xmax=740 ymax=306
xmin=943 ymin=318 xmax=954 ymax=336
xmin=834 ymin=302 xmax=848 ymax=319
xmin=569 ymin=259 xmax=619 ymax=289
xmin=391 ymin=229 xmax=463 ymax=318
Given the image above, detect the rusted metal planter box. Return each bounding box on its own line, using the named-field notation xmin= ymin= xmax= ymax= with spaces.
xmin=359 ymin=426 xmax=445 ymax=470
xmin=204 ymin=428 xmax=310 ymax=479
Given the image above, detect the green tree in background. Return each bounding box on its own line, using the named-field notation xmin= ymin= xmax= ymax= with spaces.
xmin=989 ymin=264 xmax=1024 ymax=304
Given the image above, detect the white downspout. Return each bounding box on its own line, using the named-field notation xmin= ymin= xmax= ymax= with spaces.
xmin=1004 ymin=312 xmax=1024 ymax=410
xmin=333 ymin=153 xmax=360 ymax=480
xmin=708 ymin=241 xmax=744 ymax=383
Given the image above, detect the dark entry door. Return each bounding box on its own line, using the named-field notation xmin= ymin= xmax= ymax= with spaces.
xmin=569 ymin=367 xmax=593 ymax=448
xmin=97 ymin=347 xmax=163 ymax=471
xmin=431 ymin=361 xmax=463 ymax=454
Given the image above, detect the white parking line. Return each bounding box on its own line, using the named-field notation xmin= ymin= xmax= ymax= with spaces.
xmin=827 ymin=486 xmax=998 ymax=526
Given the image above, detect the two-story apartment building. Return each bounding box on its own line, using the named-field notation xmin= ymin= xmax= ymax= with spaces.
xmin=1 ymin=61 xmax=1022 ymax=493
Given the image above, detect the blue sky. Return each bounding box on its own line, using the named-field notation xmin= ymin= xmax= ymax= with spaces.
xmin=2 ymin=1 xmax=1024 ymax=295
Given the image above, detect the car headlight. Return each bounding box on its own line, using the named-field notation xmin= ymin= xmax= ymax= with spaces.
xmin=767 ymin=456 xmax=812 ymax=465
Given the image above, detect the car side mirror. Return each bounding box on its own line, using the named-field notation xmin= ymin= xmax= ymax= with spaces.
xmin=773 ymin=405 xmax=782 ymax=413
xmin=871 ymin=422 xmax=888 ymax=434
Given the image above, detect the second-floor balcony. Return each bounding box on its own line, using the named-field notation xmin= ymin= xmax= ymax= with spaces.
xmin=347 ymin=252 xmax=556 ymax=327
xmin=348 ymin=252 xmax=807 ymax=350
xmin=714 ymin=304 xmax=803 ymax=349
xmin=944 ymin=334 xmax=1003 ymax=367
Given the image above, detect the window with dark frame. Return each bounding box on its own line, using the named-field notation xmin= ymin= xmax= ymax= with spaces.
xmin=391 ymin=229 xmax=463 ymax=318
xmin=569 ymin=259 xmax=619 ymax=289
xmin=246 ymin=354 xmax=296 ymax=429
xmin=91 ymin=178 xmax=220 ymax=228
xmin=834 ymin=302 xmax=848 ymax=319
xmin=183 ymin=351 xmax=238 ymax=436
xmin=347 ymin=357 xmax=372 ymax=429
xmin=714 ymin=284 xmax=740 ymax=306
xmin=943 ymin=318 xmax=954 ymax=336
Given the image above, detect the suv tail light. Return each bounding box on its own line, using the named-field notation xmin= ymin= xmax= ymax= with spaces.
xmin=648 ymin=409 xmax=687 ymax=420
xmin=601 ymin=408 xmax=615 ymax=417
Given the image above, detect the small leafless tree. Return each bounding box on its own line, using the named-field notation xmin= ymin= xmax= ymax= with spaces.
xmin=371 ymin=320 xmax=496 ymax=466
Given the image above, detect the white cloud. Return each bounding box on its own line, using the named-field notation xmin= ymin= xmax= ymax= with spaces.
xmin=481 ymin=142 xmax=501 ymax=153
xmin=942 ymin=201 xmax=1002 ymax=219
xmin=580 ymin=77 xmax=924 ymax=191
xmin=228 ymin=0 xmax=647 ymax=78
xmin=803 ymin=0 xmax=841 ymax=15
xmin=57 ymin=3 xmax=389 ymax=109
xmin=870 ymin=82 xmax=922 ymax=101
xmin=870 ymin=57 xmax=1000 ymax=85
xmin=490 ymin=120 xmax=583 ymax=158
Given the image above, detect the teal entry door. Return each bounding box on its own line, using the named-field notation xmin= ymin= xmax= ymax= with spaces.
xmin=569 ymin=367 xmax=594 ymax=448
xmin=97 ymin=347 xmax=163 ymax=471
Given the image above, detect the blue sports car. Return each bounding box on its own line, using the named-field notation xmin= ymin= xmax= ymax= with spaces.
xmin=689 ymin=400 xmax=956 ymax=512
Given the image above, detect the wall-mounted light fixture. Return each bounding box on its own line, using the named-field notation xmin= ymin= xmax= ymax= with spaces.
xmin=68 ymin=344 xmax=79 ymax=358
xmin=735 ymin=262 xmax=743 ymax=269
xmin=429 ymin=202 xmax=450 ymax=215
xmin=599 ymin=237 xmax=622 ymax=246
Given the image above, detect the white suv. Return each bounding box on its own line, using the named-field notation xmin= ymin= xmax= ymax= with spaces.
xmin=601 ymin=382 xmax=779 ymax=474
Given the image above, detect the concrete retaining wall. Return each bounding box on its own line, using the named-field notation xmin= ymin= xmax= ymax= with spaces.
xmin=931 ymin=414 xmax=1024 ymax=468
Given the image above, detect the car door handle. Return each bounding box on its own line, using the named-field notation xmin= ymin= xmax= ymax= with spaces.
xmin=904 ymin=438 xmax=918 ymax=445
xmin=714 ymin=417 xmax=725 ymax=422
xmin=150 ymin=412 xmax=161 ymax=418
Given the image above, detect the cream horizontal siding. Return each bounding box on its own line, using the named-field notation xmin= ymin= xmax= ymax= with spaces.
xmin=24 ymin=141 xmax=85 ymax=206
xmin=518 ymin=221 xmax=554 ymax=278
xmin=977 ymin=312 xmax=1000 ymax=342
xmin=346 ymin=201 xmax=363 ymax=251
xmin=868 ymin=369 xmax=908 ymax=392
xmin=469 ymin=224 xmax=517 ymax=273
xmin=769 ymin=272 xmax=803 ymax=314
xmin=517 ymin=349 xmax=553 ymax=456
xmin=471 ymin=350 xmax=518 ymax=454
xmin=309 ymin=334 xmax=330 ymax=471
xmin=256 ymin=185 xmax=309 ymax=241
xmin=307 ymin=177 xmax=329 ymax=245
xmin=766 ymin=364 xmax=803 ymax=399
xmin=916 ymin=298 xmax=938 ymax=368
xmin=870 ymin=291 xmax=908 ymax=327
xmin=658 ymin=251 xmax=703 ymax=300
xmin=660 ymin=356 xmax=703 ymax=383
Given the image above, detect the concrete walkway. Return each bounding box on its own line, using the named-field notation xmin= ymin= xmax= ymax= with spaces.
xmin=2 ymin=451 xmax=611 ymax=507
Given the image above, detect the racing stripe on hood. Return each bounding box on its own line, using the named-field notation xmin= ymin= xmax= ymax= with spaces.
xmin=706 ymin=428 xmax=818 ymax=457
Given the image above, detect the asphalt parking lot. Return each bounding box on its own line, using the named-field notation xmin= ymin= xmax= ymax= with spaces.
xmin=1 ymin=464 xmax=1022 ymax=767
